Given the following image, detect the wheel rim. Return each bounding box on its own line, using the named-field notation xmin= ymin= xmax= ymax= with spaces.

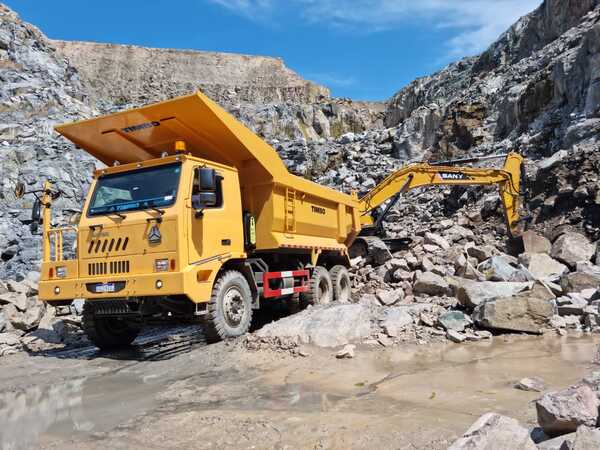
xmin=223 ymin=286 xmax=246 ymax=327
xmin=317 ymin=278 xmax=331 ymax=304
xmin=338 ymin=275 xmax=351 ymax=302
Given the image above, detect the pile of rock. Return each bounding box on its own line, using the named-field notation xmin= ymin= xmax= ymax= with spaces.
xmin=0 ymin=277 xmax=82 ymax=356
xmin=250 ymin=225 xmax=600 ymax=354
xmin=450 ymin=371 xmax=600 ymax=449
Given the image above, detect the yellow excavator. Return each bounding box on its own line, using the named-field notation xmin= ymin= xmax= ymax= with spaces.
xmin=352 ymin=152 xmax=526 ymax=257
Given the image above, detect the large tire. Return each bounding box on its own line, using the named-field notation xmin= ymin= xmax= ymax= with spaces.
xmin=300 ymin=266 xmax=333 ymax=306
xmin=203 ymin=270 xmax=253 ymax=342
xmin=82 ymin=301 xmax=141 ymax=350
xmin=330 ymin=265 xmax=351 ymax=303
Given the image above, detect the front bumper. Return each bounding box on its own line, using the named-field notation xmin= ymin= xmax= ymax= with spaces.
xmin=40 ymin=271 xmax=188 ymax=302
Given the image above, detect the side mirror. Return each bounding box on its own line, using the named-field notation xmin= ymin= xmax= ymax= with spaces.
xmin=30 ymin=197 xmax=41 ymax=233
xmin=14 ymin=182 xmax=25 ymax=199
xmin=199 ymin=168 xmax=217 ymax=191
xmin=192 ymin=192 xmax=217 ymax=210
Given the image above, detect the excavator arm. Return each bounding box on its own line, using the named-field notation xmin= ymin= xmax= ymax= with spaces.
xmin=358 ymin=152 xmax=525 ymax=237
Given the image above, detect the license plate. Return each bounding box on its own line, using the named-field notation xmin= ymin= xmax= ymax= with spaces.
xmin=95 ymin=283 xmax=115 ymax=293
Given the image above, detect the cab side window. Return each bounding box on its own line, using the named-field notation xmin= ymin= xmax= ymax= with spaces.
xmin=192 ymin=167 xmax=223 ymax=209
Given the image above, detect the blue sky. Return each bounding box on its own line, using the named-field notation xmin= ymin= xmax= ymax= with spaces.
xmin=7 ymin=0 xmax=541 ymax=100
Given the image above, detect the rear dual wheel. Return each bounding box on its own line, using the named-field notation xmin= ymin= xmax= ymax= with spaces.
xmin=301 ymin=265 xmax=351 ymax=306
xmin=330 ymin=265 xmax=351 ymax=303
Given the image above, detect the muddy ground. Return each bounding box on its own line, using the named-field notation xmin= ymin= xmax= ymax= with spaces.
xmin=1 ymin=327 xmax=599 ymax=450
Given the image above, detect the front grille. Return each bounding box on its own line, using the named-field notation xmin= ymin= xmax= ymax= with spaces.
xmin=87 ymin=237 xmax=129 ymax=255
xmin=88 ymin=260 xmax=130 ymax=276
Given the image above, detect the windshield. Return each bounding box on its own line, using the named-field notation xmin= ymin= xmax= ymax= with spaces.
xmin=88 ymin=163 xmax=182 ymax=216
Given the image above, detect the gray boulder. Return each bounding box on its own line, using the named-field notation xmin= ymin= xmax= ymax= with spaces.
xmin=438 ymin=310 xmax=471 ymax=332
xmin=551 ymin=232 xmax=595 ymax=268
xmin=561 ymin=272 xmax=600 ymax=293
xmin=536 ymin=384 xmax=600 ymax=436
xmin=519 ymin=253 xmax=569 ymax=281
xmin=379 ymin=308 xmax=413 ymax=337
xmin=256 ymin=304 xmax=373 ymax=348
xmin=454 ymin=278 xmax=533 ymax=309
xmin=0 ymin=290 xmax=28 ymax=311
xmin=515 ymin=377 xmax=546 ymax=392
xmin=557 ymin=296 xmax=588 ymax=316
xmin=521 ymin=231 xmax=552 ymax=255
xmin=413 ymin=271 xmax=450 ymax=296
xmin=4 ymin=302 xmax=45 ymax=332
xmin=570 ymin=426 xmax=600 ymax=450
xmin=424 ymin=232 xmax=450 ymax=250
xmin=364 ymin=237 xmax=392 ymax=266
xmin=467 ymin=245 xmax=497 ymax=263
xmin=376 ymin=288 xmax=403 ymax=306
xmin=478 ymin=256 xmax=530 ymax=282
xmin=446 ymin=329 xmax=466 ymax=343
xmin=472 ymin=283 xmax=555 ymax=334
xmin=448 ymin=413 xmax=536 ymax=450
xmin=536 ymin=433 xmax=575 ymax=450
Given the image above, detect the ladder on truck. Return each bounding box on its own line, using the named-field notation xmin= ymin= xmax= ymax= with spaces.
xmin=285 ymin=188 xmax=296 ymax=233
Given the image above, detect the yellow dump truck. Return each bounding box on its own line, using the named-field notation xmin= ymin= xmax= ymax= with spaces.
xmin=26 ymin=92 xmax=525 ymax=349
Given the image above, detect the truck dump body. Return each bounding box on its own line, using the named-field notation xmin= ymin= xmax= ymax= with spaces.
xmin=56 ymin=92 xmax=361 ymax=252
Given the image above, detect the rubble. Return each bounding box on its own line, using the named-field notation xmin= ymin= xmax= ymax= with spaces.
xmin=254 ymin=304 xmax=373 ymax=348
xmin=413 ymin=272 xmax=451 ymax=296
xmin=519 ymin=253 xmax=568 ymax=281
xmin=438 ymin=311 xmax=471 ymax=332
xmin=570 ymin=426 xmax=600 ymax=450
xmin=448 ymin=413 xmax=537 ymax=450
xmin=522 ymin=231 xmax=552 ymax=255
xmin=536 ymin=384 xmax=600 ymax=436
xmin=515 ymin=377 xmax=546 ymax=392
xmin=551 ymin=233 xmax=596 ymax=268
xmin=455 ymin=279 xmax=533 ymax=309
xmin=335 ymin=344 xmax=355 ymax=359
xmin=472 ymin=283 xmax=555 ymax=334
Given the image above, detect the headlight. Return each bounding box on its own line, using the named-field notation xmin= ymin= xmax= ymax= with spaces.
xmin=56 ymin=266 xmax=67 ymax=278
xmin=154 ymin=259 xmax=169 ymax=272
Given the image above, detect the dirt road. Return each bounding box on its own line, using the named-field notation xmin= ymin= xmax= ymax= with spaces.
xmin=1 ymin=329 xmax=598 ymax=450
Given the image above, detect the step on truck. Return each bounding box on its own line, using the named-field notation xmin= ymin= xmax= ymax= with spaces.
xmin=22 ymin=92 xmax=525 ymax=349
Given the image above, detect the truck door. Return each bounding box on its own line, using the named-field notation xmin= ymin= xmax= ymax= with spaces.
xmin=187 ymin=166 xmax=244 ymax=265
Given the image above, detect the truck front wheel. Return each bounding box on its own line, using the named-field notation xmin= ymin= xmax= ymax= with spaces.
xmin=204 ymin=270 xmax=253 ymax=342
xmin=82 ymin=302 xmax=141 ymax=350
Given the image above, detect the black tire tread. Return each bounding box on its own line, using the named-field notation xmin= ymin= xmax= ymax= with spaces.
xmin=82 ymin=301 xmax=140 ymax=350
xmin=300 ymin=266 xmax=333 ymax=307
xmin=330 ymin=265 xmax=351 ymax=303
xmin=203 ymin=270 xmax=253 ymax=343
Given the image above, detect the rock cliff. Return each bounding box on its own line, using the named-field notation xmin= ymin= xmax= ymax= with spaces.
xmin=51 ymin=40 xmax=330 ymax=106
xmin=385 ymin=0 xmax=600 ymax=160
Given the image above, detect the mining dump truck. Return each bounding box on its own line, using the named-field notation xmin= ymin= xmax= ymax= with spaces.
xmin=24 ymin=92 xmax=525 ymax=349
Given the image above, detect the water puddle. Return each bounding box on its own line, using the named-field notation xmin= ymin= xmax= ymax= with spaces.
xmin=1 ymin=334 xmax=598 ymax=450
xmin=0 ymin=372 xmax=160 ymax=450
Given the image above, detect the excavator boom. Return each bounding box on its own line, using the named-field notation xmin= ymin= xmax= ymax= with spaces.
xmin=359 ymin=152 xmax=525 ymax=237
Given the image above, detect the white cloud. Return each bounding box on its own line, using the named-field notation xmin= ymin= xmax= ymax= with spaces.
xmin=306 ymin=72 xmax=357 ymax=87
xmin=209 ymin=0 xmax=274 ymax=20
xmin=208 ymin=0 xmax=542 ymax=58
